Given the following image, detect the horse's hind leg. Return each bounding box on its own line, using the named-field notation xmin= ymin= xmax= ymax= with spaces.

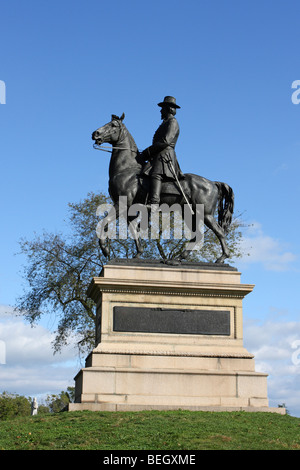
xmin=204 ymin=214 xmax=230 ymax=263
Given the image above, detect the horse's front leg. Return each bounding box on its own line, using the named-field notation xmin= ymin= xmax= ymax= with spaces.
xmin=126 ymin=192 xmax=146 ymax=258
xmin=128 ymin=213 xmax=145 ymax=258
xmin=97 ymin=203 xmax=119 ymax=258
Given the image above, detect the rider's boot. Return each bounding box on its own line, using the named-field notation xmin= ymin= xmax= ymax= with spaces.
xmin=147 ymin=175 xmax=162 ymax=209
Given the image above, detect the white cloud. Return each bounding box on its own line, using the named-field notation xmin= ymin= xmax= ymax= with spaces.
xmin=0 ymin=306 xmax=82 ymax=397
xmin=244 ymin=318 xmax=300 ymax=416
xmin=238 ymin=222 xmax=297 ymax=271
xmin=273 ymin=162 xmax=289 ymax=174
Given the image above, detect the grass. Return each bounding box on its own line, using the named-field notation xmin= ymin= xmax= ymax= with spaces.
xmin=0 ymin=410 xmax=299 ymax=450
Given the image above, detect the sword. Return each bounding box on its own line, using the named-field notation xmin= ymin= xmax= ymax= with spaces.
xmin=165 ymin=157 xmax=194 ymax=215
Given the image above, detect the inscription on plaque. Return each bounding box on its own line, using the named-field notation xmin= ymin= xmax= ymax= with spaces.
xmin=113 ymin=307 xmax=230 ymax=336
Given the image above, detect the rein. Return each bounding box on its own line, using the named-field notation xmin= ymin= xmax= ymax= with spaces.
xmin=93 ymin=143 xmax=139 ymax=153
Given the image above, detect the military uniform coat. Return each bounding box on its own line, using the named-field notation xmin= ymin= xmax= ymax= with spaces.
xmin=142 ymin=116 xmax=183 ymax=179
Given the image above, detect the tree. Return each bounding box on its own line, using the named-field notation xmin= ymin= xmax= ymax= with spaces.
xmin=15 ymin=191 xmax=247 ymax=355
xmin=0 ymin=388 xmax=76 ymax=419
xmin=45 ymin=387 xmax=75 ymax=413
xmin=0 ymin=392 xmax=31 ymax=420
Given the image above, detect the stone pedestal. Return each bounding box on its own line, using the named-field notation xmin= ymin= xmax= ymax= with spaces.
xmin=69 ymin=260 xmax=284 ymax=414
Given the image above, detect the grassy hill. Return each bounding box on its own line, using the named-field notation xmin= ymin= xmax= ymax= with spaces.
xmin=0 ymin=409 xmax=299 ymax=450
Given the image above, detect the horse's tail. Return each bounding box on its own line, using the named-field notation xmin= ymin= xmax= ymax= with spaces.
xmin=215 ymin=182 xmax=234 ymax=233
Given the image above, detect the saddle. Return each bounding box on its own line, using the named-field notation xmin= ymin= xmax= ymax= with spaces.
xmin=161 ymin=180 xmax=182 ymax=196
xmin=138 ymin=175 xmax=189 ymax=199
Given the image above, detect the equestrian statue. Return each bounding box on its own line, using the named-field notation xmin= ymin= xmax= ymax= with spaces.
xmin=91 ymin=96 xmax=234 ymax=264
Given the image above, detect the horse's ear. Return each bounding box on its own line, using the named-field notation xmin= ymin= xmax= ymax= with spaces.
xmin=111 ymin=114 xmax=118 ymax=121
xmin=120 ymin=112 xmax=125 ymax=121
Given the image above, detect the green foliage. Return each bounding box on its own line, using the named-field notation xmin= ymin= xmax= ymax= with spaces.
xmin=45 ymin=387 xmax=75 ymax=413
xmin=0 ymin=410 xmax=299 ymax=450
xmin=0 ymin=388 xmax=76 ymax=421
xmin=0 ymin=392 xmax=31 ymax=421
xmin=15 ymin=192 xmax=107 ymax=354
xmin=15 ymin=191 xmax=247 ymax=354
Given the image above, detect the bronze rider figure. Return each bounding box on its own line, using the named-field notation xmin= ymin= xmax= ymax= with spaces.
xmin=141 ymin=96 xmax=184 ymax=206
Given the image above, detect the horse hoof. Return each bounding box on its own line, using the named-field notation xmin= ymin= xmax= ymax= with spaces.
xmin=165 ymin=259 xmax=180 ymax=266
xmin=179 ymin=250 xmax=190 ymax=261
xmin=215 ymin=256 xmax=226 ymax=264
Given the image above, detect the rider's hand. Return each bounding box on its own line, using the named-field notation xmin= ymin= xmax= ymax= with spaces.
xmin=141 ymin=149 xmax=150 ymax=161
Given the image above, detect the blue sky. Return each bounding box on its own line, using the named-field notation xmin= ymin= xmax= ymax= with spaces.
xmin=1 ymin=0 xmax=300 ymax=416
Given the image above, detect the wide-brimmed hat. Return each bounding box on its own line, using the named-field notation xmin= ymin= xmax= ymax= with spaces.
xmin=157 ymin=96 xmax=181 ymax=109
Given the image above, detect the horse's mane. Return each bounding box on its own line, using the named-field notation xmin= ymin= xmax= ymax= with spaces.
xmin=120 ymin=121 xmax=138 ymax=153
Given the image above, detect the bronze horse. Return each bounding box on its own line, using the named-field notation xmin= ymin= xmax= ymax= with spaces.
xmin=92 ymin=114 xmax=234 ymax=263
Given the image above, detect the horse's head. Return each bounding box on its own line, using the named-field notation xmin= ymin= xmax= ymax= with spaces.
xmin=92 ymin=113 xmax=125 ymax=145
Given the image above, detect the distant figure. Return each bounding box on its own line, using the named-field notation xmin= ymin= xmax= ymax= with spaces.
xmin=31 ymin=397 xmax=38 ymax=416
